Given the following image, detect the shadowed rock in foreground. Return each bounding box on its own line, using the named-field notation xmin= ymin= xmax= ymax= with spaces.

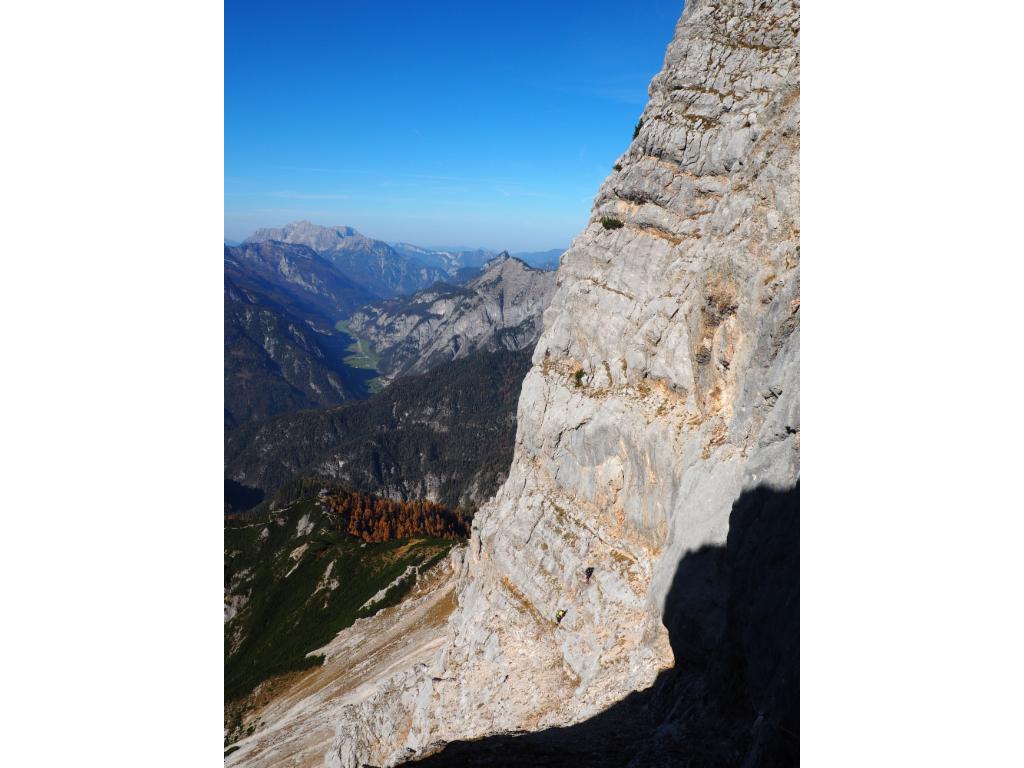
xmin=408 ymin=483 xmax=798 ymax=767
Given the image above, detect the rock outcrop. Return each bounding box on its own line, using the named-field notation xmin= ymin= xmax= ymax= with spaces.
xmin=345 ymin=254 xmax=557 ymax=383
xmin=327 ymin=0 xmax=800 ymax=764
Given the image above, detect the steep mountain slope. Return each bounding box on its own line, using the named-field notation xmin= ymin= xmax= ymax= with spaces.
xmin=224 ymin=277 xmax=359 ymax=428
xmin=328 ymin=1 xmax=800 ymax=765
xmin=225 ymin=348 xmax=532 ymax=511
xmin=225 ymin=241 xmax=377 ymax=323
xmin=224 ymin=496 xmax=472 ymax=766
xmin=225 ymin=495 xmax=466 ymax=705
xmin=246 ymin=222 xmax=447 ymax=297
xmin=345 ymin=255 xmax=556 ymax=383
xmin=224 ymin=241 xmax=384 ymax=429
xmin=224 ymin=546 xmax=464 ymax=768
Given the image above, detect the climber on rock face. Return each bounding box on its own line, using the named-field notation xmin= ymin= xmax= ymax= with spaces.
xmin=585 ymin=566 xmax=594 ymax=583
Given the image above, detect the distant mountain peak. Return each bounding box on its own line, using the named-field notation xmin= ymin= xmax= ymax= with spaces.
xmin=242 ymin=222 xmax=448 ymax=297
xmin=245 ymin=221 xmax=363 ymax=251
xmin=479 ymin=251 xmax=535 ymax=275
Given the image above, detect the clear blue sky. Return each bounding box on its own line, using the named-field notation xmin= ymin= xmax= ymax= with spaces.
xmin=226 ymin=0 xmax=682 ymax=251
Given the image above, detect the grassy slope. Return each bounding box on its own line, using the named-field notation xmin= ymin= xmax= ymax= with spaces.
xmin=224 ymin=497 xmax=453 ymax=703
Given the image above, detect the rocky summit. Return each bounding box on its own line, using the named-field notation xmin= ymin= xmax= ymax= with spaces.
xmin=345 ymin=254 xmax=557 ymax=383
xmin=325 ymin=0 xmax=799 ymax=765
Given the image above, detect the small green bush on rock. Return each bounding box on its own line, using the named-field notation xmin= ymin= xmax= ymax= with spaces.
xmin=601 ymin=217 xmax=624 ymax=230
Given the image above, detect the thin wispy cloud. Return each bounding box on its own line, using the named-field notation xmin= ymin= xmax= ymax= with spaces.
xmin=270 ymin=165 xmax=347 ymax=174
xmin=271 ymin=166 xmax=467 ymax=182
xmin=272 ymin=191 xmax=351 ymax=200
xmin=495 ymin=186 xmax=559 ymax=200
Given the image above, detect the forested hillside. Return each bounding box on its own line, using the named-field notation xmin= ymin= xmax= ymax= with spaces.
xmin=225 ymin=348 xmax=531 ymax=513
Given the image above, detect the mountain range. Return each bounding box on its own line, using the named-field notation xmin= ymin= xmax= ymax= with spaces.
xmin=225 ymin=223 xmax=561 ymax=434
xmin=390 ymin=242 xmax=563 ymax=273
xmin=245 ymin=221 xmax=446 ymax=298
xmin=225 ymin=240 xmax=376 ymax=324
xmin=344 ymin=254 xmax=556 ymax=384
xmin=225 ymin=224 xmax=560 ymax=515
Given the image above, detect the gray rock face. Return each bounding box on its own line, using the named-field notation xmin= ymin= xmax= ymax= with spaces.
xmin=245 ymin=221 xmax=447 ymax=298
xmin=327 ymin=1 xmax=800 ymax=765
xmin=346 ymin=254 xmax=557 ymax=383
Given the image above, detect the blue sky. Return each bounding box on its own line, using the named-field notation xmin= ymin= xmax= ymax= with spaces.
xmin=226 ymin=0 xmax=682 ymax=251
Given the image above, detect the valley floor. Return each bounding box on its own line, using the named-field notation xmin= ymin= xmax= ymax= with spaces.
xmin=226 ymin=551 xmax=461 ymax=768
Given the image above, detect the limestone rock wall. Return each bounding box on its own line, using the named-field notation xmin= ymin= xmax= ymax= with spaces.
xmin=329 ymin=1 xmax=799 ymax=764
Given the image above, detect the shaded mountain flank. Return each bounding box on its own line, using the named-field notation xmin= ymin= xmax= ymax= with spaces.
xmin=225 ymin=348 xmax=533 ymax=514
xmin=224 ymin=244 xmax=380 ymax=427
xmin=225 ymin=240 xmax=378 ymax=322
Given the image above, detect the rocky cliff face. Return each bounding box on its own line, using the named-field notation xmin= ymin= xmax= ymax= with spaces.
xmin=345 ymin=255 xmax=556 ymax=383
xmin=328 ymin=1 xmax=799 ymax=764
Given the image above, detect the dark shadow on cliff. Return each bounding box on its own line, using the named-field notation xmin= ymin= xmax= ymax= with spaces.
xmin=406 ymin=482 xmax=799 ymax=767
